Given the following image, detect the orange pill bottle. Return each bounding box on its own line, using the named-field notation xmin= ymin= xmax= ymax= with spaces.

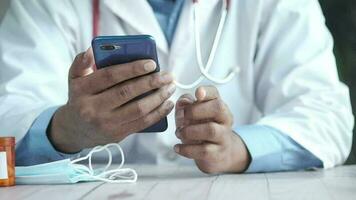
xmin=0 ymin=137 xmax=15 ymax=187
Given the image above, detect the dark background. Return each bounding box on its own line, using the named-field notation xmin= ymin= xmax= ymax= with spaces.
xmin=319 ymin=0 xmax=356 ymax=163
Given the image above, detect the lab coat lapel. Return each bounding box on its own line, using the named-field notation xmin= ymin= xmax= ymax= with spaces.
xmin=102 ymin=0 xmax=168 ymax=54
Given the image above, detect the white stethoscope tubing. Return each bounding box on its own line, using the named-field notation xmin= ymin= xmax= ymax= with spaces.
xmin=174 ymin=0 xmax=240 ymax=89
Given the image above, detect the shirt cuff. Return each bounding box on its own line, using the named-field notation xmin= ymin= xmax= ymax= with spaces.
xmin=234 ymin=125 xmax=322 ymax=173
xmin=16 ymin=106 xmax=79 ymax=166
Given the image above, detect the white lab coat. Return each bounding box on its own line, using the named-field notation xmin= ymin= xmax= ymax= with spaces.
xmin=0 ymin=0 xmax=353 ymax=168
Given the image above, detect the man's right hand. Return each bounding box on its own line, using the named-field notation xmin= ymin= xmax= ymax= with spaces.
xmin=48 ymin=48 xmax=175 ymax=153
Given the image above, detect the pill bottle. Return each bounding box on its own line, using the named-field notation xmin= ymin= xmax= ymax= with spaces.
xmin=0 ymin=137 xmax=15 ymax=187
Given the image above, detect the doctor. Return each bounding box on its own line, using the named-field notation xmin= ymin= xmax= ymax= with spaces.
xmin=0 ymin=0 xmax=354 ymax=173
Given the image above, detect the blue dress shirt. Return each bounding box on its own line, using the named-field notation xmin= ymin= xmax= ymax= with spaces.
xmin=16 ymin=0 xmax=323 ymax=171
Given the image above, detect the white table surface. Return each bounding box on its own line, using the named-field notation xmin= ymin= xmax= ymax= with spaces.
xmin=1 ymin=164 xmax=356 ymax=200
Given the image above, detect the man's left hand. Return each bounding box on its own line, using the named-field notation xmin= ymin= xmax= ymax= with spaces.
xmin=174 ymin=86 xmax=251 ymax=174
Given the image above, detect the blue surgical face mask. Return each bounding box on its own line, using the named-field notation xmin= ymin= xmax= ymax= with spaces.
xmin=15 ymin=143 xmax=137 ymax=184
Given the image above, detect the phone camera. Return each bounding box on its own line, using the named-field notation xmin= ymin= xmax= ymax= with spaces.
xmin=100 ymin=45 xmax=120 ymax=51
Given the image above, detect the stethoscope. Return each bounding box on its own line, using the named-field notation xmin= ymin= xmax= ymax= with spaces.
xmin=92 ymin=0 xmax=239 ymax=89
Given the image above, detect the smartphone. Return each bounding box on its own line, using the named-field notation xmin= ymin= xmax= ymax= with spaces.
xmin=92 ymin=35 xmax=168 ymax=132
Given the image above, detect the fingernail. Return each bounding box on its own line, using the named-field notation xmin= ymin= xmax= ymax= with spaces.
xmin=144 ymin=61 xmax=156 ymax=72
xmin=197 ymin=88 xmax=206 ymax=101
xmin=175 ymin=129 xmax=182 ymax=138
xmin=160 ymin=72 xmax=173 ymax=83
xmin=167 ymin=83 xmax=176 ymax=94
xmin=201 ymin=89 xmax=206 ymax=99
xmin=174 ymin=145 xmax=180 ymax=153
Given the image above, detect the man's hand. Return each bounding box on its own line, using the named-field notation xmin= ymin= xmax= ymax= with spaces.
xmin=48 ymin=48 xmax=175 ymax=153
xmin=174 ymin=86 xmax=250 ymax=174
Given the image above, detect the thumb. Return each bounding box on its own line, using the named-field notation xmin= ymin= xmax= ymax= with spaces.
xmin=195 ymin=86 xmax=220 ymax=102
xmin=69 ymin=47 xmax=95 ymax=79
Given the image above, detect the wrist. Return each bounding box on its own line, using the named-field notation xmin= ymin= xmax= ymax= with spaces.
xmin=228 ymin=131 xmax=251 ymax=173
xmin=47 ymin=106 xmax=83 ymax=154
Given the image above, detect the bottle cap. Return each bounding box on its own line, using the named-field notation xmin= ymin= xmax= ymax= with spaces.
xmin=0 ymin=137 xmax=15 ymax=146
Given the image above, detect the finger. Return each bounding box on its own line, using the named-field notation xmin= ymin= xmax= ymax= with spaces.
xmin=180 ymin=139 xmax=203 ymax=145
xmin=176 ymin=122 xmax=224 ymax=143
xmin=175 ymin=128 xmax=203 ymax=145
xmin=69 ymin=48 xmax=95 ymax=79
xmin=184 ymin=99 xmax=232 ymax=125
xmin=174 ymin=143 xmax=218 ymax=160
xmin=176 ymin=94 xmax=195 ymax=108
xmin=124 ymin=100 xmax=174 ymax=133
xmin=109 ymin=83 xmax=176 ymax=124
xmin=94 ymin=71 xmax=173 ymax=110
xmin=175 ymin=94 xmax=195 ymax=128
xmin=85 ymin=59 xmax=157 ymax=94
xmin=195 ymin=85 xmax=220 ymax=102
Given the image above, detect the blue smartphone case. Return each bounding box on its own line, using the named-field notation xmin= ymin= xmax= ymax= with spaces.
xmin=92 ymin=35 xmax=168 ymax=133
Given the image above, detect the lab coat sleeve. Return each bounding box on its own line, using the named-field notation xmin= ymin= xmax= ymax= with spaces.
xmin=235 ymin=125 xmax=322 ymax=172
xmin=0 ymin=1 xmax=79 ymax=152
xmin=253 ymin=0 xmax=354 ymax=168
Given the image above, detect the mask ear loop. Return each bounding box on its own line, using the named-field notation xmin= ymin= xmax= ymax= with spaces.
xmin=70 ymin=145 xmax=112 ymax=176
xmin=70 ymin=143 xmax=137 ymax=183
xmin=89 ymin=144 xmax=137 ymax=183
xmin=88 ymin=145 xmax=113 ymax=174
xmin=174 ymin=0 xmax=240 ymax=90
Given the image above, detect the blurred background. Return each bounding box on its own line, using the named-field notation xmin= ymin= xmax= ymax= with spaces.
xmin=0 ymin=0 xmax=355 ymax=163
xmin=319 ymin=0 xmax=356 ymax=163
